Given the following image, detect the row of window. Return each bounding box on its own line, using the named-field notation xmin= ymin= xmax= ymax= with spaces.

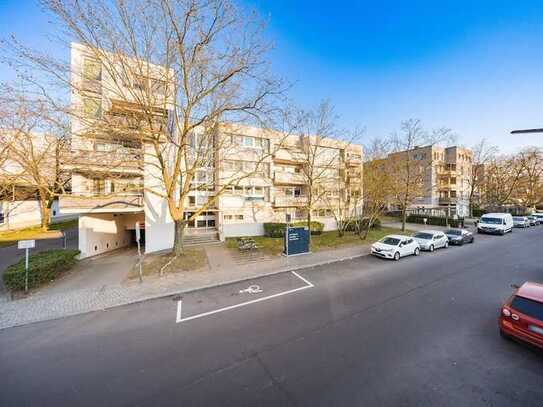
xmin=222 ymin=160 xmax=270 ymax=175
xmin=83 ymin=57 xmax=167 ymax=95
xmin=228 ymin=134 xmax=270 ymax=151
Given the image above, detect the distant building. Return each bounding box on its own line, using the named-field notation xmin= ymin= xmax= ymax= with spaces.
xmin=367 ymin=145 xmax=473 ymax=217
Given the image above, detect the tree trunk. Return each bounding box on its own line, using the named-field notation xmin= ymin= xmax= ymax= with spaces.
xmin=401 ymin=207 xmax=407 ymax=232
xmin=173 ymin=219 xmax=185 ymax=256
xmin=307 ymin=210 xmax=312 ymax=245
xmin=40 ymin=203 xmax=51 ymax=232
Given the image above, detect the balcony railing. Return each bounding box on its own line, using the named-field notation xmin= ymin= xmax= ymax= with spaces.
xmin=273 ymin=148 xmax=306 ymax=164
xmin=273 ymin=196 xmax=308 ymax=207
xmin=438 ymin=197 xmax=457 ymax=205
xmin=59 ymin=193 xmax=144 ymax=213
xmin=273 ymin=171 xmax=306 ymax=185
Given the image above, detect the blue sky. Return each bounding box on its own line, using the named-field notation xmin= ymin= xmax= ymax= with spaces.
xmin=2 ymin=0 xmax=543 ymax=152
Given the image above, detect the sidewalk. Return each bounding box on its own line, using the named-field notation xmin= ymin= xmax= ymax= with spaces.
xmin=0 ymin=243 xmax=371 ymax=330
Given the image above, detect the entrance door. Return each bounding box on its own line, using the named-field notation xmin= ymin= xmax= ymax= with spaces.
xmin=185 ymin=211 xmax=216 ymax=230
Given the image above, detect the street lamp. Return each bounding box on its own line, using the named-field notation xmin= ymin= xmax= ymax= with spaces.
xmin=511 ymin=128 xmax=543 ymax=134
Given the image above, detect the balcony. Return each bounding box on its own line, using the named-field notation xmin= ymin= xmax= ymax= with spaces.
xmin=273 ymin=196 xmax=308 ymax=207
xmin=273 ymin=171 xmax=306 ymax=185
xmin=273 ymin=148 xmax=306 ymax=164
xmin=438 ymin=197 xmax=457 ymax=205
xmin=59 ymin=193 xmax=144 ymax=214
xmin=68 ymin=150 xmax=143 ymax=174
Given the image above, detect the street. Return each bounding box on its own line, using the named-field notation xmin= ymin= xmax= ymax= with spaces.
xmin=0 ymin=227 xmax=542 ymax=406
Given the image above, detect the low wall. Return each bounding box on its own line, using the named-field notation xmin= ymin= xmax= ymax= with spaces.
xmin=223 ymin=223 xmax=265 ymax=238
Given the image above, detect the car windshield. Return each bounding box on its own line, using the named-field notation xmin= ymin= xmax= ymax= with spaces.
xmin=446 ymin=229 xmax=462 ymax=236
xmin=513 ymin=217 xmax=524 ymax=221
xmin=413 ymin=232 xmax=433 ymax=240
xmin=480 ymin=217 xmax=503 ymax=224
xmin=380 ymin=237 xmax=400 ymax=246
xmin=511 ymin=296 xmax=543 ymax=321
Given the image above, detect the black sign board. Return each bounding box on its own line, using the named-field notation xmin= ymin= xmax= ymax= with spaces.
xmin=284 ymin=226 xmax=310 ymax=256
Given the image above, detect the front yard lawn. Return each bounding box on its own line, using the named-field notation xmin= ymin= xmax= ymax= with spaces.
xmin=226 ymin=227 xmax=408 ymax=256
xmin=0 ymin=219 xmax=78 ymax=247
xmin=128 ymin=248 xmax=208 ymax=278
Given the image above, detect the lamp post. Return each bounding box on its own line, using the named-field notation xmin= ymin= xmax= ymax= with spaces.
xmin=511 ymin=128 xmax=543 ymax=134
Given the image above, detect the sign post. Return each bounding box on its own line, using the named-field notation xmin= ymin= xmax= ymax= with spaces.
xmin=18 ymin=240 xmax=35 ymax=293
xmin=135 ymin=222 xmax=143 ymax=283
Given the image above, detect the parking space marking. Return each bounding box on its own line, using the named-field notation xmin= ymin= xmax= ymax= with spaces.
xmin=176 ymin=271 xmax=314 ymax=324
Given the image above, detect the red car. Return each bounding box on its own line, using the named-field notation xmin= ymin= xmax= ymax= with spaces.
xmin=499 ymin=282 xmax=543 ymax=349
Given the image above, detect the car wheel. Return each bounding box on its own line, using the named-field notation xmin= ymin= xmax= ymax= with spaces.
xmin=470 ymin=237 xmax=474 ymax=243
xmin=414 ymin=247 xmax=420 ymax=256
xmin=394 ymin=252 xmax=400 ymax=261
xmin=429 ymin=245 xmax=434 ymax=252
xmin=459 ymin=240 xmax=464 ymax=246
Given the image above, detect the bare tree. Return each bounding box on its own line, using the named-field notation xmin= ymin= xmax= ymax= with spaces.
xmin=357 ymin=138 xmax=393 ymax=239
xmin=514 ymin=147 xmax=543 ymax=210
xmin=0 ymin=85 xmax=70 ymax=231
xmin=387 ymin=119 xmax=456 ymax=231
xmin=483 ymin=154 xmax=524 ymax=208
xmin=4 ymin=0 xmax=285 ymax=255
xmin=467 ymin=139 xmax=498 ymax=216
xmin=291 ymin=101 xmax=357 ymax=241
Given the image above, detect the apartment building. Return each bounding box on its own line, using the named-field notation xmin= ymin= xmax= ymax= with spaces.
xmin=376 ymin=145 xmax=473 ymax=216
xmin=61 ymin=43 xmax=363 ymax=258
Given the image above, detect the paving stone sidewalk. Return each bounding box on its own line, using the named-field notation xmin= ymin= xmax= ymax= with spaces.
xmin=0 ymin=244 xmax=371 ymax=330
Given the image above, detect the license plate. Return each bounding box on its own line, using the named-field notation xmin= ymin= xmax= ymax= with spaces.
xmin=528 ymin=325 xmax=543 ymax=336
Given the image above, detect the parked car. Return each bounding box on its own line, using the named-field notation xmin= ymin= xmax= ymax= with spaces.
xmin=533 ymin=213 xmax=543 ymax=224
xmin=371 ymin=235 xmax=420 ymax=261
xmin=499 ymin=282 xmax=543 ymax=349
xmin=444 ymin=228 xmax=474 ymax=245
xmin=513 ymin=216 xmax=530 ymax=228
xmin=477 ymin=213 xmax=514 ymax=235
xmin=412 ymin=230 xmax=449 ymax=252
xmin=527 ymin=215 xmax=538 ymax=226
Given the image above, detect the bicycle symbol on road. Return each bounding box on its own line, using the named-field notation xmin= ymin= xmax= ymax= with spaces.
xmin=239 ymin=285 xmax=263 ymax=294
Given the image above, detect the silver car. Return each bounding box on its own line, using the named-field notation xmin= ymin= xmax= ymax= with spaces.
xmin=513 ymin=216 xmax=530 ymax=228
xmin=412 ymin=230 xmax=449 ymax=252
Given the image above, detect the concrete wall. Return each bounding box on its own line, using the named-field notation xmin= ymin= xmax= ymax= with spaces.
xmin=0 ymin=200 xmax=77 ymax=231
xmin=223 ymin=222 xmax=264 ymax=238
xmin=78 ymin=212 xmax=142 ymax=258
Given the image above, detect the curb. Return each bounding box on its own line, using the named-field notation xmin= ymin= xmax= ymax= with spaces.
xmin=0 ymin=251 xmax=370 ymax=330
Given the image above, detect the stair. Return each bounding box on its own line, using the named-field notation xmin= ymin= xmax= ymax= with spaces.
xmin=184 ymin=232 xmax=221 ymax=246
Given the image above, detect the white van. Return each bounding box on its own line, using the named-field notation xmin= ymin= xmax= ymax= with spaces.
xmin=477 ymin=213 xmax=513 ymax=235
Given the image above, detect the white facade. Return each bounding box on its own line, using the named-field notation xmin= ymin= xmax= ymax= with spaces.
xmin=64 ymin=43 xmax=364 ymax=258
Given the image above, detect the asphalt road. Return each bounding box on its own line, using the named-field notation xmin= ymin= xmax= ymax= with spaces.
xmin=1 ymin=227 xmax=542 ymax=406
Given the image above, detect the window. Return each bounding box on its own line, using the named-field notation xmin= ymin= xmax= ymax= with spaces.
xmin=224 ymin=214 xmax=233 ymax=221
xmin=511 ymin=296 xmax=543 ymax=321
xmin=243 ymin=137 xmax=254 ymax=147
xmin=92 ymin=178 xmax=106 ymax=194
xmin=189 ymin=196 xmax=196 ymax=205
xmin=236 ymin=214 xmax=244 ymax=220
xmin=83 ymin=58 xmax=101 ymax=81
xmin=95 ymin=143 xmax=108 ymax=152
xmin=0 ymin=209 xmax=4 ymax=225
xmin=450 ymin=177 xmax=456 ymax=185
xmin=83 ymin=97 xmax=102 ymax=119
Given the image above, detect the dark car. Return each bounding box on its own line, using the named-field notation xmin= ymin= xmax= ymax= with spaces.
xmin=444 ymin=228 xmax=474 ymax=245
xmin=500 ymin=282 xmax=543 ymax=349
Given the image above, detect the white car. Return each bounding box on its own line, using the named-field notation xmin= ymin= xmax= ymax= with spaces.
xmin=412 ymin=230 xmax=449 ymax=252
xmin=477 ymin=213 xmax=514 ymax=235
xmin=371 ymin=235 xmax=420 ymax=261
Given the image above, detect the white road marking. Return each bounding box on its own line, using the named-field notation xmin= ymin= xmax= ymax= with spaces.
xmin=176 ymin=271 xmax=314 ymax=323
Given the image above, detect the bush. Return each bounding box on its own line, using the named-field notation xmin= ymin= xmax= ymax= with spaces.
xmin=263 ymin=221 xmax=325 ymax=237
xmin=292 ymin=221 xmax=324 ymax=235
xmin=263 ymin=223 xmax=287 ymax=238
xmin=345 ymin=217 xmax=381 ymax=232
xmin=406 ymin=214 xmax=464 ymax=228
xmin=3 ymin=249 xmax=80 ymax=291
xmin=472 ymin=208 xmax=487 ymax=218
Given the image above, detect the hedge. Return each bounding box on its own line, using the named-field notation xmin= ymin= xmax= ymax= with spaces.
xmin=3 ymin=249 xmax=80 ymax=291
xmin=263 ymin=221 xmax=324 ymax=237
xmin=406 ymin=214 xmax=464 ymax=228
